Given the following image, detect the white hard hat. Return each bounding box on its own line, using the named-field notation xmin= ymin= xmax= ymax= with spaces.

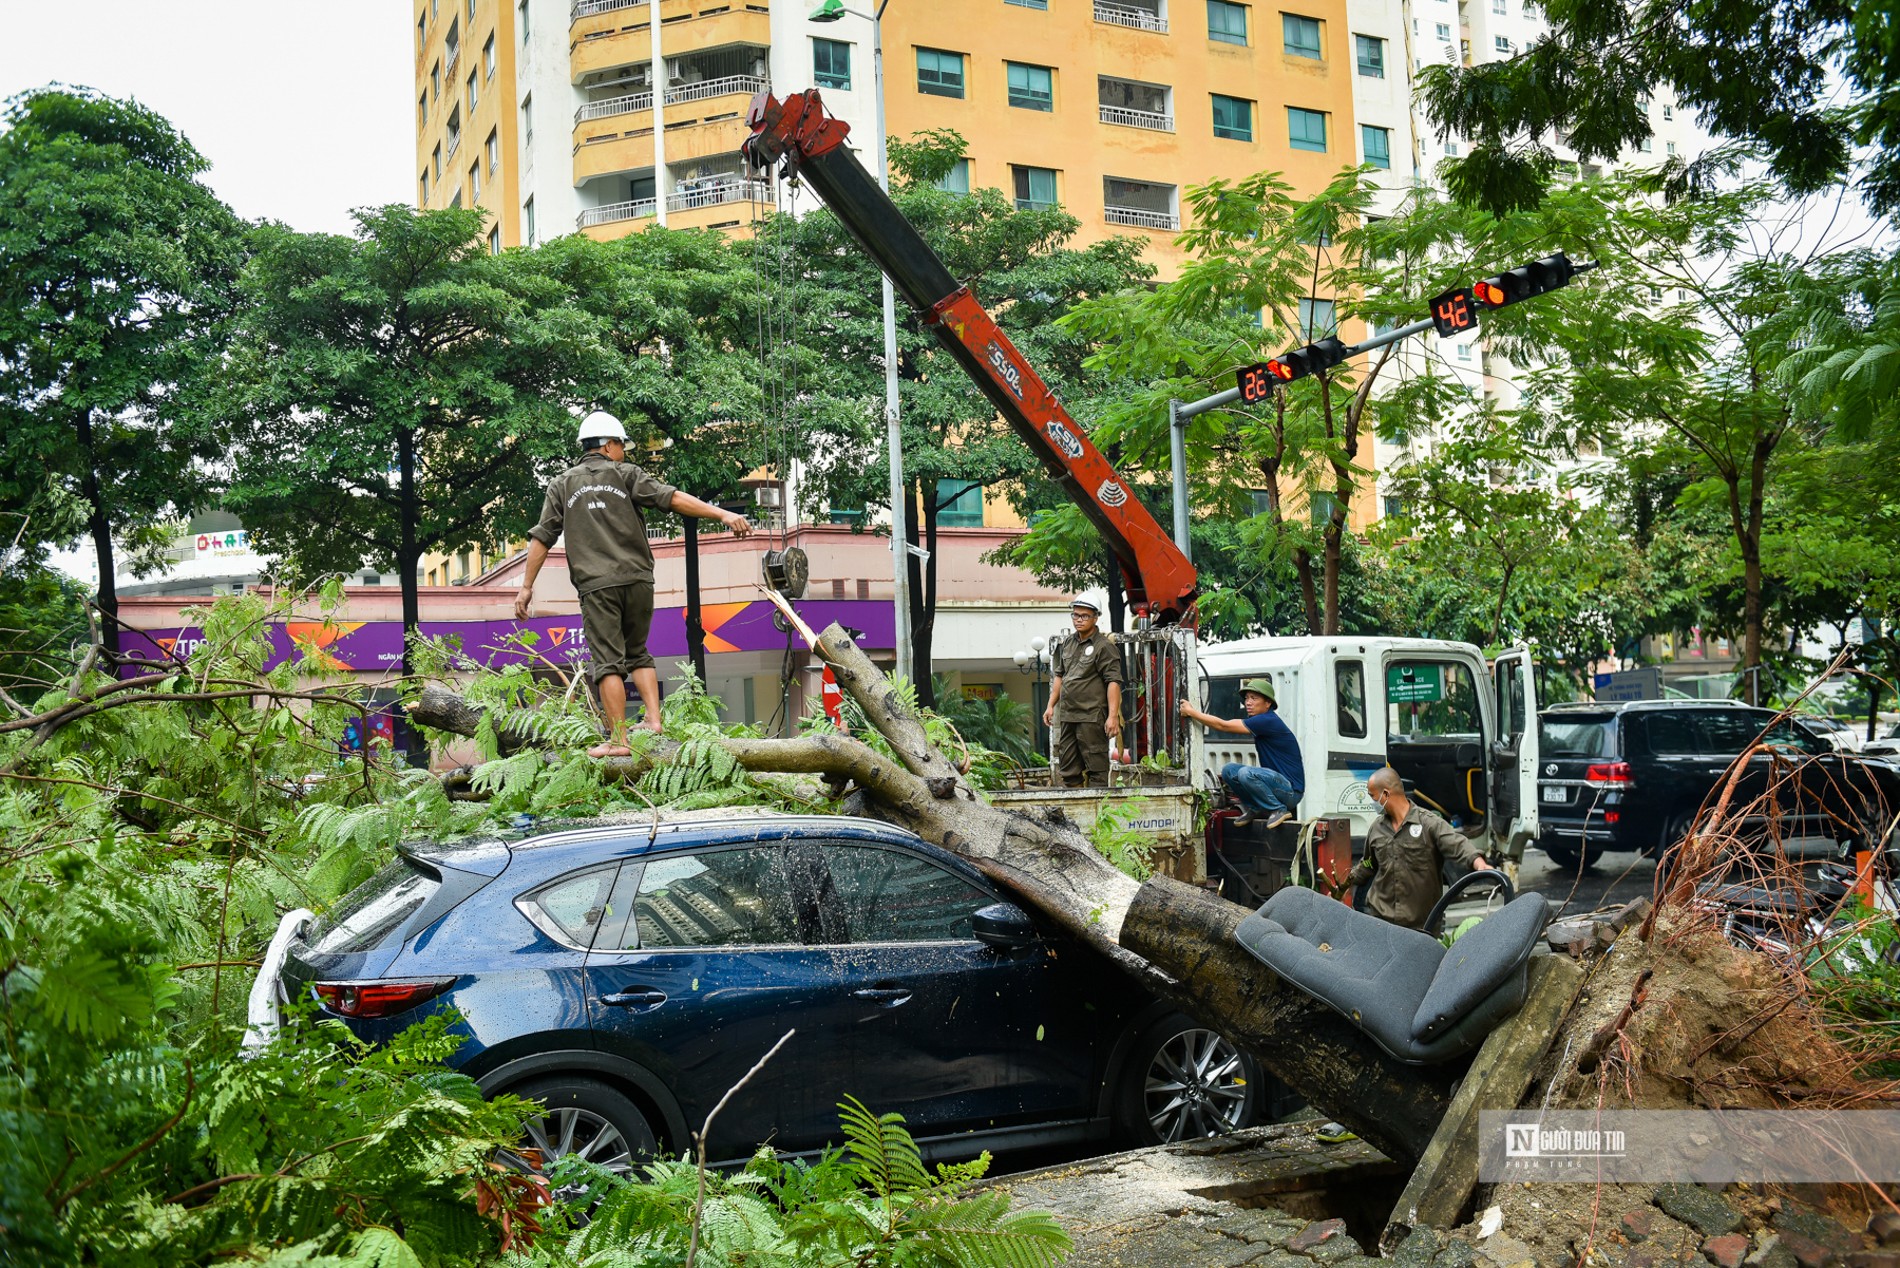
xmin=577 ymin=409 xmax=628 ymax=446
xmin=1071 ymin=590 xmax=1108 ymax=614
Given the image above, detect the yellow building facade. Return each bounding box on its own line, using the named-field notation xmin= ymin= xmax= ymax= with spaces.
xmin=412 ymin=0 xmax=1372 ymax=558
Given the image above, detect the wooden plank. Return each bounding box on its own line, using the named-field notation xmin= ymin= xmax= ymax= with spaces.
xmin=1381 ymin=953 xmax=1587 ymax=1252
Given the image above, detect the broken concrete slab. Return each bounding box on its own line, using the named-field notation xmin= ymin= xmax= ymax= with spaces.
xmin=1657 ymin=1183 xmax=1745 ymax=1237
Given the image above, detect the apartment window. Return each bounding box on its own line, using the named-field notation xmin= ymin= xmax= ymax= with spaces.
xmin=1494 ymin=35 xmax=1510 ymax=52
xmin=521 ymin=94 xmax=533 ymax=147
xmin=1662 ymin=104 xmax=1673 ymax=120
xmin=486 ymin=128 xmax=500 ymax=173
xmin=417 ymin=14 xmax=426 ymax=52
xmin=917 ymin=47 xmax=965 ymax=98
xmin=431 ymin=0 xmax=438 ymax=17
xmin=517 ymin=0 xmax=529 ymax=41
xmin=432 ymin=142 xmax=442 ymax=179
xmin=418 ymin=92 xmax=428 ymax=126
xmin=813 ymin=37 xmax=852 ymax=90
xmin=419 ymin=170 xmax=430 ymax=204
xmin=1012 ymin=164 xmax=1058 ymax=210
xmin=1309 ymin=492 xmax=1340 ymax=526
xmin=1435 ymin=22 xmax=1451 ymax=39
xmin=1297 ymin=297 xmax=1336 ymax=336
xmin=1666 ymin=140 xmax=1677 ymax=155
xmin=1288 ymin=107 xmax=1327 ymax=151
xmin=1007 ymin=62 xmax=1054 ymax=110
xmin=468 ymin=0 xmax=476 ymax=16
xmin=484 ymin=33 xmax=496 ymax=79
xmin=1444 ymin=139 xmax=1460 ymax=155
xmin=1208 ymin=0 xmax=1248 ymax=45
xmin=1456 ymin=341 xmax=1472 ymax=361
xmin=523 ymin=195 xmax=536 ymax=245
xmin=1282 ymin=13 xmax=1321 ymax=58
xmin=450 ymin=190 xmax=463 ymax=209
xmin=431 ymin=62 xmax=442 ymax=104
xmin=1638 ymin=135 xmax=1652 ymax=152
xmin=937 ymin=158 xmax=971 ymax=193
xmin=470 ymin=160 xmax=481 ymax=199
xmin=1492 ymin=0 xmax=1504 ymax=9
xmin=936 ymin=480 xmax=985 ymax=527
xmin=467 ymin=70 xmax=479 ymax=110
xmin=1362 ymin=124 xmax=1390 ymax=168
xmin=1355 ymin=33 xmax=1384 ymax=76
xmin=1005 ymin=0 xmax=1049 ymax=8
xmin=1212 ymin=94 xmax=1254 ymax=141
xmin=489 ymin=226 xmax=502 ymax=255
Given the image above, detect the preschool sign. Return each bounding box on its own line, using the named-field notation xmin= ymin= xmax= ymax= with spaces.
xmin=120 ymin=599 xmax=894 ymax=675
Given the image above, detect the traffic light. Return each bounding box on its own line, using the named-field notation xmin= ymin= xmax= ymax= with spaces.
xmin=1265 ymin=337 xmax=1350 ymax=383
xmin=1472 ymin=253 xmax=1578 ymax=310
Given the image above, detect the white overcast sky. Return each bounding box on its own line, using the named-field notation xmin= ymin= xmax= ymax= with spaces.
xmin=0 ymin=0 xmax=414 ymax=235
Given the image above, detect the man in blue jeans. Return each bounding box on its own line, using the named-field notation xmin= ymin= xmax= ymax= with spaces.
xmin=1179 ymin=677 xmax=1305 ymax=828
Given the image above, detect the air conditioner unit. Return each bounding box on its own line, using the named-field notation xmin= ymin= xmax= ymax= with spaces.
xmin=666 ymin=58 xmax=683 ymax=79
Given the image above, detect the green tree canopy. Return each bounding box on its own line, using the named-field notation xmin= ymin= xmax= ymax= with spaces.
xmin=0 ymin=88 xmax=246 ymax=654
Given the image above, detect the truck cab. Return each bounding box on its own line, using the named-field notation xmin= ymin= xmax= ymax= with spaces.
xmin=1193 ymin=636 xmax=1541 ymax=865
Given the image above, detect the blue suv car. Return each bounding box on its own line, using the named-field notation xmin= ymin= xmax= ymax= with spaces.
xmin=268 ymin=811 xmax=1268 ymax=1172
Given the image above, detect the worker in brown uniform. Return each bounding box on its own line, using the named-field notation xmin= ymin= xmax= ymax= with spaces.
xmin=514 ymin=410 xmax=752 ymax=757
xmin=1042 ymin=596 xmax=1123 ymax=787
xmin=1337 ymin=766 xmax=1494 ymax=929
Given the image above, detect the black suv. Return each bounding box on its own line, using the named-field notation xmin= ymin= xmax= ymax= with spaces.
xmin=1536 ymin=701 xmax=1900 ymax=868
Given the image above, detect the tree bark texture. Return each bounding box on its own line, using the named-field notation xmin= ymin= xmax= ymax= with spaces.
xmin=410 ymin=622 xmax=1455 ymax=1162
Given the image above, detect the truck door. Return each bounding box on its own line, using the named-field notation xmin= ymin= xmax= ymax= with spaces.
xmin=1489 ymin=646 xmax=1541 ymax=861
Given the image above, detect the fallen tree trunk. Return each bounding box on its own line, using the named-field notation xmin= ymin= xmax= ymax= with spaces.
xmin=408 ymin=624 xmax=1458 ymax=1162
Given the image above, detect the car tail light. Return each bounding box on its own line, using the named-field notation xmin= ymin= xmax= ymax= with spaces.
xmin=315 ymin=979 xmax=454 ymax=1019
xmin=1584 ymin=762 xmax=1633 ymax=786
xmin=1605 ymin=811 xmax=1621 ymax=824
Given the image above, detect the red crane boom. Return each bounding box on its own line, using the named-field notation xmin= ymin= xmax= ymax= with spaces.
xmin=741 ymin=89 xmax=1198 ymax=626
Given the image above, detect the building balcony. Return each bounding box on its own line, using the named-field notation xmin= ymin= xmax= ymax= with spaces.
xmin=573 ymin=0 xmax=644 ymax=18
xmin=1098 ymin=104 xmax=1174 ymax=132
xmin=577 ymin=177 xmax=774 ymax=229
xmin=668 ymin=72 xmax=768 ymax=106
xmin=577 ymin=89 xmax=655 ymax=123
xmin=1105 ymin=205 xmax=1179 ymax=230
xmin=1094 ymin=1 xmax=1167 ymax=32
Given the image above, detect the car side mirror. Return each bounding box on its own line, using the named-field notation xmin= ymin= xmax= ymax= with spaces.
xmin=1455 ymin=741 xmax=1482 ymax=767
xmin=972 ymin=902 xmax=1037 ymax=950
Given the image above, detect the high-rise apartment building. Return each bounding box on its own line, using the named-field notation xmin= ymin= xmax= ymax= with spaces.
xmin=415 ymin=0 xmax=1359 ymax=266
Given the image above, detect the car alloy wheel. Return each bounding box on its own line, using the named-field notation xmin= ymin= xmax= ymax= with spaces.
xmin=1139 ymin=1025 xmax=1254 ymax=1143
xmin=522 ymin=1105 xmax=637 ymax=1176
xmin=503 ymin=1076 xmax=659 ymax=1200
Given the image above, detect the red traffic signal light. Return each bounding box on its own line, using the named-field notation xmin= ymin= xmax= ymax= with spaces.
xmin=1265 ymin=337 xmax=1350 ymax=384
xmin=1472 ymin=253 xmax=1578 ymax=310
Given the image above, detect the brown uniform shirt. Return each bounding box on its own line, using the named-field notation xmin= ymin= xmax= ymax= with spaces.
xmin=1346 ymin=804 xmax=1484 ymax=930
xmin=526 ymin=453 xmax=678 ymax=596
xmin=1051 ymin=628 xmax=1123 ymax=723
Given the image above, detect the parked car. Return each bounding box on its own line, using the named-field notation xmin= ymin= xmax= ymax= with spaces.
xmin=1862 ymin=723 xmax=1900 ymax=759
xmin=1535 ymin=701 xmax=1900 ymax=869
xmin=257 ymin=811 xmax=1274 ymax=1174
xmin=1804 ymin=716 xmax=1864 ymax=752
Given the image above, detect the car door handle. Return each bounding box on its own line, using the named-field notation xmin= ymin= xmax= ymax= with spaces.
xmin=850 ymin=987 xmax=912 ymax=1007
xmin=599 ymin=990 xmax=667 ymax=1009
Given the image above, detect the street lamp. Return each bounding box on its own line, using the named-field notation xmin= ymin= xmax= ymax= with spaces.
xmin=1014 ymin=636 xmax=1053 ymax=768
xmin=808 ymin=0 xmax=911 ymax=685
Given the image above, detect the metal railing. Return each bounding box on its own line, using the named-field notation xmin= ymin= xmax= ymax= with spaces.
xmin=1094 ymin=1 xmax=1167 ymax=31
xmin=665 ymin=73 xmax=768 ymax=106
xmin=572 ymin=0 xmax=644 ymax=16
xmin=578 ymin=197 xmax=658 ymax=228
xmin=1105 ymin=205 xmax=1178 ymax=230
xmin=577 ymin=89 xmax=654 ymax=122
xmin=445 ymin=131 xmax=463 ymax=161
xmin=668 ymin=178 xmax=774 ymax=211
xmin=1098 ymin=104 xmax=1174 ymax=132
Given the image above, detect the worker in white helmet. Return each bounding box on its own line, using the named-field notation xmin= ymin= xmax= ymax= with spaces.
xmin=515 ymin=410 xmax=753 ymax=757
xmin=1043 ymin=594 xmax=1123 ymax=787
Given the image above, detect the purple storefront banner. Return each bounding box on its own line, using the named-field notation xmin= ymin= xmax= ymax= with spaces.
xmin=118 ymin=599 xmax=895 ymax=676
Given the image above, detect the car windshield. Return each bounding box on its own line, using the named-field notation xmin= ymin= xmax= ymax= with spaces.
xmin=1540 ymin=716 xmax=1613 ymax=759
xmin=305 ymin=858 xmax=439 ymax=955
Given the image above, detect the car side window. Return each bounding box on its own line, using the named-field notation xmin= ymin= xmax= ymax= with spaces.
xmin=1699 ymin=712 xmax=1767 ymax=756
xmin=811 ymin=844 xmax=992 ymax=944
xmin=1759 ymin=719 xmax=1824 ymax=754
xmin=1638 ymin=712 xmax=1698 ymax=756
xmin=518 ymin=863 xmax=622 ymax=950
xmin=629 ymin=846 xmax=801 ymax=949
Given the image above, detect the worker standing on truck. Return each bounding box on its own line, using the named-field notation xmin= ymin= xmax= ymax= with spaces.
xmin=1179 ymin=678 xmax=1304 ymax=828
xmin=514 ymin=410 xmax=754 ymax=757
xmin=1043 ymin=596 xmax=1124 ymax=787
xmin=1340 ymin=766 xmax=1494 ymax=929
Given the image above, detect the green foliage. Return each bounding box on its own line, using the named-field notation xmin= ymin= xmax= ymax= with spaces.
xmin=1088 ymin=798 xmax=1157 ymax=881
xmin=0 ymin=88 xmax=245 ymax=644
xmin=929 ymin=678 xmax=1040 ymax=770
xmin=1808 ymin=903 xmax=1900 ymax=1078
xmin=504 ymin=1099 xmax=1070 ymax=1268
